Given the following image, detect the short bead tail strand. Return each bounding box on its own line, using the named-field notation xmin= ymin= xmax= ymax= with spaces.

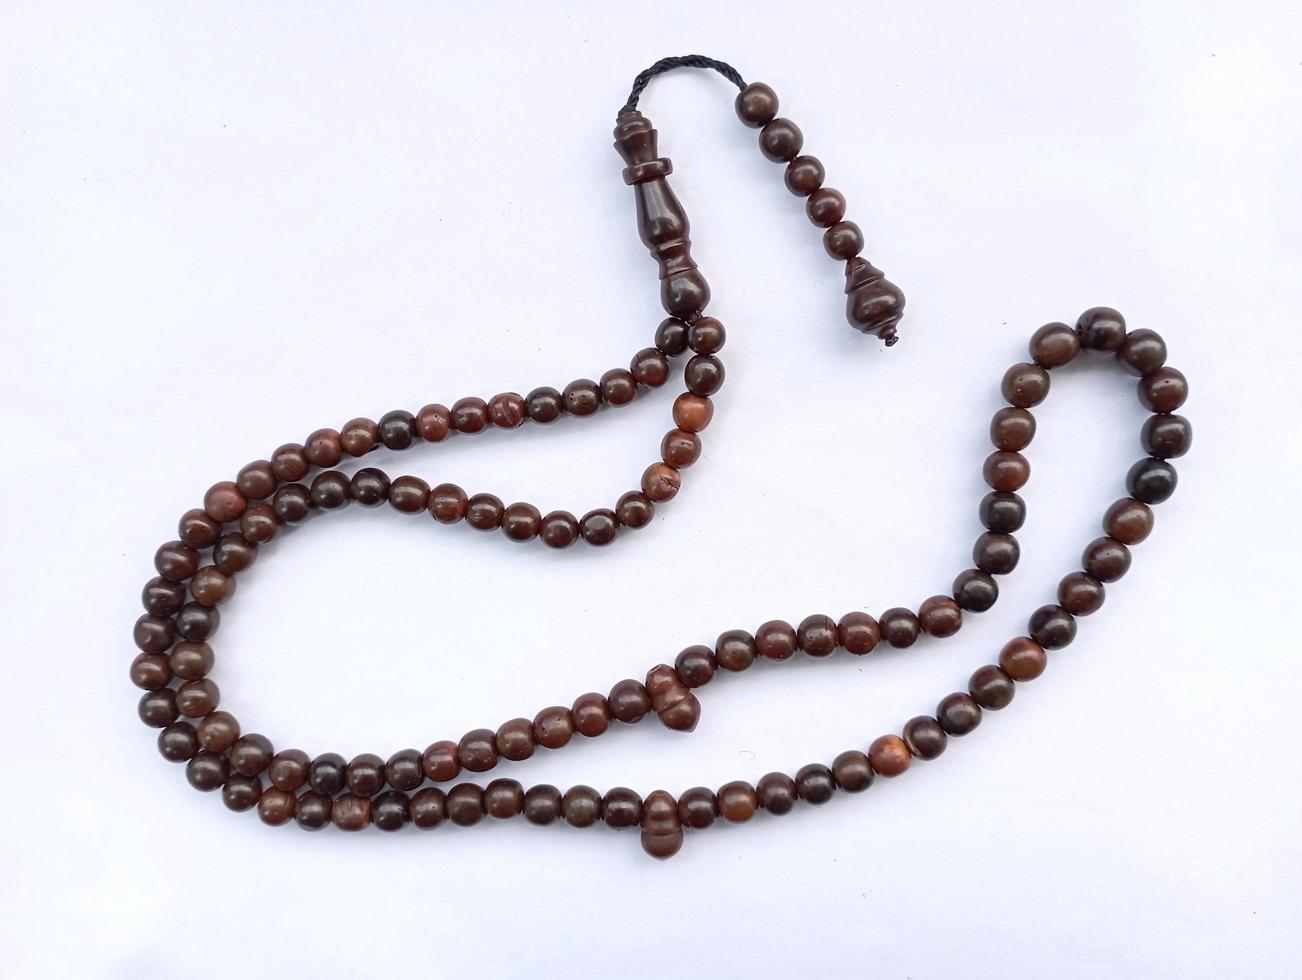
xmin=130 ymin=59 xmax=1192 ymax=859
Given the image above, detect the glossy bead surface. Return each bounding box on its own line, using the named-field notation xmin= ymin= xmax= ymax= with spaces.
xmin=677 ymin=787 xmax=718 ymax=829
xmin=823 ymin=221 xmax=864 ymax=260
xmin=1029 ymin=322 xmax=1080 ymax=368
xmin=902 ymin=716 xmax=947 ymax=760
xmin=411 ymin=788 xmax=448 ymax=828
xmin=832 ymin=750 xmax=874 ymax=792
xmin=1138 ymin=367 xmax=1188 ymax=413
xmin=1001 ymin=362 xmax=1050 ymax=408
xmin=755 ymin=619 xmax=797 ymax=661
xmin=785 ymin=155 xmax=824 ymax=196
xmin=797 ymin=614 xmax=838 ymax=657
xmin=999 ymin=636 xmax=1047 ymax=681
xmin=579 ymin=509 xmax=618 ymax=546
xmin=953 ymin=569 xmax=999 ymax=613
xmin=983 ymin=451 xmax=1030 ymax=492
xmin=918 ymin=596 xmax=962 ymax=638
xmin=937 ymin=692 xmax=982 ymax=736
xmin=540 ymin=511 xmax=579 ymax=549
xmin=561 ymin=785 xmax=601 ymax=828
xmin=1118 ymin=328 xmax=1167 ymax=376
xmin=1141 ymin=414 xmax=1192 ymax=458
xmin=1083 ymin=536 xmax=1132 ymax=582
xmin=502 ymin=502 xmax=542 ymax=542
xmin=1127 ymin=457 xmax=1178 ymax=504
xmin=759 ymin=118 xmax=803 ymax=162
xmin=868 ymin=735 xmax=910 ymax=777
xmin=1104 ymin=498 xmax=1154 ymax=545
xmin=806 ymin=187 xmax=846 ymax=227
xmin=880 ymin=608 xmax=920 ymax=648
xmin=735 ymin=82 xmax=778 ymax=127
xmin=980 ymin=492 xmax=1026 ymax=533
xmin=1029 ymin=604 xmax=1077 ymax=650
xmin=757 ymin=772 xmax=798 ymax=814
xmin=715 ymin=629 xmax=756 ymax=671
xmin=838 ymin=612 xmax=880 ymax=654
xmin=1059 ymin=572 xmax=1105 ymax=616
xmin=969 ymin=665 xmax=1015 ymax=710
xmin=1076 ymin=306 xmax=1127 ymax=353
xmin=973 ymin=532 xmax=1020 ymax=575
xmin=717 ymin=781 xmax=758 ymax=822
xmin=795 ymin=764 xmax=836 ymax=804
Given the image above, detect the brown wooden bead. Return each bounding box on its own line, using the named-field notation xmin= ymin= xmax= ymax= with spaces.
xmin=797 ymin=614 xmax=838 ymax=657
xmin=1077 ymin=306 xmax=1127 ymax=353
xmin=630 ymin=347 xmax=670 ymax=387
xmin=176 ymin=678 xmax=219 ymax=718
xmin=191 ymin=565 xmax=235 ymax=606
xmin=600 ymin=368 xmax=637 ymax=406
xmin=902 ymin=716 xmax=947 ymax=760
xmin=1138 ymin=366 xmax=1188 ymax=413
xmin=672 ymin=393 xmax=714 ymax=432
xmin=258 ymin=788 xmax=296 ymax=826
xmin=175 ymin=602 xmax=219 ymax=642
xmin=615 ymin=491 xmax=655 ymax=529
xmin=270 ymin=443 xmax=310 ymax=482
xmin=178 ymin=509 xmax=221 ymax=549
xmin=350 ymin=468 xmax=390 ymax=506
xmin=969 ymin=665 xmax=1015 ymax=709
xmin=880 ymin=607 xmax=920 ymax=648
xmin=272 ymin=484 xmax=311 ymax=525
xmin=677 ymin=787 xmax=718 ymax=829
xmin=640 ymin=789 xmax=683 ymax=859
xmin=388 ymin=475 xmax=430 ymax=514
xmin=823 ymin=221 xmax=864 ymax=259
xmin=346 ymin=752 xmax=386 ymax=796
xmin=609 ymin=679 xmax=652 ymax=722
xmin=540 ymin=510 xmax=579 ymax=549
xmin=655 ymin=317 xmax=689 ymax=356
xmin=385 ymin=748 xmax=425 ymax=790
xmin=561 ymin=785 xmax=601 ymax=828
xmin=447 ymin=784 xmax=485 ymax=826
xmin=759 ymin=118 xmax=803 ymax=162
xmin=572 ymin=693 xmax=612 ymax=737
xmin=466 ymin=493 xmax=504 ymax=531
xmin=310 ymin=470 xmax=351 ymax=509
xmin=937 ymin=692 xmax=982 ymax=736
xmin=157 ymin=722 xmax=199 ymax=763
xmin=268 ymin=749 xmax=310 ymax=792
xmin=429 ymin=483 xmax=468 ymax=524
xmin=602 ymin=787 xmax=643 ymax=828
xmin=641 ymin=463 xmax=681 ymax=502
xmin=1059 ymin=572 xmax=1105 ymax=615
xmin=757 ymin=772 xmax=798 ymax=814
xmin=452 ymin=396 xmax=490 ymax=433
xmin=485 ymin=779 xmax=525 ymax=819
xmin=717 ymin=781 xmax=758 ymax=822
xmin=806 ymin=187 xmax=846 ymax=227
xmin=715 ymin=629 xmax=756 ymax=671
xmin=1127 ymin=457 xmax=1178 ymax=505
xmin=137 ymin=689 xmax=178 ymax=728
xmin=340 ymin=418 xmax=379 ymax=457
xmin=832 ymin=750 xmax=874 ymax=792
xmin=196 ymin=710 xmax=239 ymax=751
xmin=980 ymin=492 xmax=1026 ymax=533
xmin=1029 ymin=322 xmax=1081 ymax=368
xmin=999 ymin=636 xmax=1047 ymax=681
xmin=421 ymin=740 xmax=460 ymax=782
xmin=372 ymin=790 xmax=411 ymax=830
xmin=488 ymin=392 xmax=526 ymax=429
xmin=868 ymin=734 xmax=911 ymax=776
xmin=1029 ymin=604 xmax=1077 ymax=649
xmin=661 ymin=428 xmax=702 ymax=468
xmin=1001 ymin=362 xmax=1050 ymax=408
xmin=785 ymin=155 xmax=824 ymax=196
xmin=562 ymin=379 xmax=601 ymax=417
xmin=308 ymin=752 xmax=347 ymax=795
xmin=411 ymin=788 xmax=448 ymax=828
xmin=331 ymin=793 xmax=371 ymax=831
xmin=533 ymin=706 xmax=575 ymax=749
xmin=1104 ymin=498 xmax=1154 ymax=545
xmin=222 ymin=773 xmax=263 ymax=812
xmin=457 ymin=729 xmax=498 ymax=772
xmin=525 ymin=387 xmax=563 ymax=423
xmin=953 ymin=568 xmax=999 ymax=612
xmin=579 ymin=509 xmax=618 ymax=546
xmin=239 ymin=503 xmax=279 ymax=543
xmin=186 ymin=751 xmax=229 ymax=792
xmin=130 ymin=652 xmax=171 ymax=690
xmin=501 ymin=502 xmax=542 ymax=542
xmin=795 ymin=763 xmax=836 ymax=804
xmin=990 ymin=407 xmax=1036 ymax=451
xmin=756 ymin=619 xmax=798 ymax=661
xmin=1142 ymin=413 xmax=1192 ymax=459
xmin=416 ymin=403 xmax=453 ymax=441
xmin=918 ymin=596 xmax=962 ymax=638
xmin=295 ymin=792 xmax=333 ymax=831
xmin=523 ymin=785 xmax=560 ymax=825
xmin=212 ymin=535 xmax=256 ymax=576
xmin=687 ymin=316 xmax=725 ymax=354
xmin=304 ymin=428 xmax=342 ymax=467
xmin=1117 ymin=328 xmax=1167 ymax=376
xmin=735 ymin=82 xmax=778 ymax=127
xmin=684 ymin=354 xmax=724 ymax=396
xmin=838 ymin=611 xmax=880 ymax=655
xmin=983 ymin=451 xmax=1030 ymax=492
xmin=674 ymin=645 xmax=717 ymax=687
xmin=231 ymin=733 xmax=273 ymax=776
xmin=204 ymin=481 xmax=247 ymax=523
xmin=1083 ymin=536 xmax=1132 ymax=582
xmin=973 ymin=531 xmax=1020 ymax=575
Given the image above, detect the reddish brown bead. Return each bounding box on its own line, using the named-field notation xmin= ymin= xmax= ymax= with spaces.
xmin=230 ymin=733 xmax=273 ymax=776
xmin=755 ymin=619 xmax=798 ymax=661
xmin=903 ymin=716 xmax=947 ymax=760
xmin=533 ymin=706 xmax=575 ymax=750
xmin=522 ymin=785 xmax=560 ymax=826
xmin=1001 ymin=362 xmax=1050 ymax=408
xmin=1083 ymin=536 xmax=1132 ymax=582
xmin=661 ymin=428 xmax=702 ymax=468
xmin=1077 ymin=306 xmax=1127 ymax=353
xmin=602 ymin=787 xmax=643 ymax=828
xmin=687 ymin=317 xmax=726 ymax=354
xmin=973 ymin=532 xmax=1020 ymax=575
xmin=983 ymin=451 xmax=1030 ymax=492
xmin=1104 ymin=498 xmax=1154 ymax=545
xmin=212 ymin=535 xmax=256 ymax=576
xmin=447 ymin=784 xmax=485 ymax=826
xmin=428 ymin=483 xmax=468 ymax=524
xmin=525 ymin=387 xmax=563 ymax=423
xmin=674 ymin=645 xmax=717 ymax=687
xmin=823 ymin=221 xmax=864 ymax=259
xmin=222 ymin=774 xmax=262 ymax=812
xmin=465 ymin=493 xmax=504 ymax=531
xmin=304 ymin=429 xmax=342 ymax=468
xmin=1142 ymin=413 xmax=1192 ymax=459
xmin=757 ymin=772 xmax=798 ymax=814
xmin=196 ymin=710 xmax=239 ymax=751
xmin=1029 ymin=322 xmax=1081 ymax=368
xmin=137 ymin=689 xmax=178 ymax=728
xmin=340 ymin=418 xmax=379 ymax=457
xmin=157 ymin=722 xmax=199 ymax=763
xmin=485 ymin=779 xmax=525 ymax=819
xmin=571 ymin=693 xmax=612 ymax=737
xmin=562 ymin=380 xmax=601 ymax=417
xmin=130 ymin=652 xmax=171 ymax=690
xmin=715 ymin=629 xmax=756 ymax=671
xmin=609 ymin=679 xmax=652 ymax=723
xmin=758 ymin=118 xmax=803 ymax=162
xmin=1059 ymin=572 xmax=1105 ymax=615
xmin=672 ymin=393 xmax=714 ymax=433
xmin=310 ymin=470 xmax=351 ymax=509
xmin=806 ymin=187 xmax=846 ymax=227
xmin=379 ymin=411 xmax=416 ymax=450
xmin=1138 ymin=366 xmax=1188 ymax=413
xmin=615 ymin=491 xmax=655 ymax=529
xmin=501 ymin=502 xmax=542 ymax=542
xmin=457 ymin=729 xmax=498 ymax=772
xmin=186 ymin=751 xmax=229 ymax=792
xmin=268 ymin=749 xmax=310 ymax=792
xmin=451 ymin=396 xmax=489 ymax=433
xmin=539 ymin=511 xmax=579 ymax=549
xmin=258 ymin=788 xmax=296 ymax=826
xmin=190 ymin=565 xmax=235 ymax=606
xmin=579 ymin=509 xmax=618 ymax=546
xmin=795 ymin=763 xmax=836 ymax=804
xmin=296 ymin=792 xmax=332 ymax=830
xmin=271 ymin=484 xmax=311 ymax=525
xmin=832 ymin=750 xmax=874 ymax=792
xmin=177 ymin=509 xmax=221 ymax=550
xmin=1029 ymin=604 xmax=1077 ymax=649
xmin=176 ymin=678 xmax=219 ymax=718
xmin=488 ymin=392 xmax=526 ymax=429
xmin=421 ymin=740 xmax=460 ymax=782
xmin=630 ymin=347 xmax=670 ymax=388
xmin=411 ymin=788 xmax=448 ymax=828
xmin=239 ymin=503 xmax=278 ymax=543
xmin=203 ymin=481 xmax=247 ymax=523
xmin=838 ymin=612 xmax=880 ymax=655
xmin=868 ymin=735 xmax=911 ymax=776
xmin=990 ymin=407 xmax=1036 ymax=451
xmin=918 ymin=596 xmax=962 ymax=638
xmin=416 ymin=403 xmax=453 ymax=442
xmin=717 ymin=781 xmax=758 ymax=822
xmin=999 ymin=636 xmax=1047 ymax=681
xmin=331 ymin=794 xmax=372 ymax=831
xmin=784 ymin=155 xmax=825 ymax=196
xmin=735 ymin=82 xmax=778 ymax=127
xmin=880 ymin=608 xmax=921 ymax=648
xmin=600 ymin=368 xmax=637 ymax=406
xmin=641 ymin=463 xmax=681 ymax=502
xmin=561 ymin=785 xmax=601 ymax=828
xmin=308 ymin=753 xmax=347 ymax=795
xmin=969 ymin=665 xmax=1015 ymax=710
xmin=1117 ymin=328 xmax=1167 ymax=376
xmin=388 ymin=475 xmax=430 ymax=514
xmin=677 ymin=787 xmax=718 ymax=829
xmin=350 ymin=468 xmax=390 ymax=506
xmin=953 ymin=568 xmax=999 ymax=612
xmin=385 ymin=748 xmax=424 ymax=791
xmin=270 ymin=443 xmax=309 ymax=482
xmin=797 ymin=614 xmax=838 ymax=657
xmin=346 ymin=752 xmax=386 ymax=796
xmin=937 ymin=692 xmax=982 ymax=736
xmin=655 ymin=317 xmax=689 ymax=356
xmin=683 ymin=354 xmax=724 ymax=396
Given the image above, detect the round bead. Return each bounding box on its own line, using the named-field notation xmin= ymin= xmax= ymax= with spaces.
xmin=328 ymin=794 xmax=370 ymax=831
xmin=210 ymin=537 xmax=255 ymax=577
xmin=451 ymin=397 xmax=489 ymax=433
xmin=672 ymin=393 xmax=714 ymax=432
xmin=687 ymin=316 xmax=726 ymax=354
xmin=837 ymin=611 xmax=880 ymax=654
xmin=230 ymin=733 xmax=272 ymax=776
xmin=969 ymin=665 xmax=1015 ymax=709
xmin=999 ymin=636 xmax=1047 ymax=681
xmin=684 ymin=354 xmax=724 ymax=396
xmin=523 ymin=785 xmax=561 ymax=825
xmin=155 ymin=541 xmax=200 ymax=582
xmin=371 ymin=791 xmax=410 ymax=830
xmin=175 ymin=602 xmax=219 ymax=642
xmin=1141 ymin=414 xmax=1192 ymax=458
xmin=758 ymin=118 xmax=803 ymax=162
xmin=630 ymin=347 xmax=670 ymax=387
xmin=832 ymin=750 xmax=874 ymax=792
xmin=421 ymin=741 xmax=460 ymax=782
xmin=487 ymin=393 xmax=526 ymax=429
xmin=501 ymin=502 xmax=542 ymax=542
xmin=308 ymin=753 xmax=347 ymax=795
xmin=755 ymin=619 xmax=798 ymax=660
xmin=539 ymin=511 xmax=579 ymax=549
xmin=715 ymin=629 xmax=756 ymax=671
xmin=268 ymin=749 xmax=310 ymax=792
xmin=411 ymin=788 xmax=448 ymax=828
xmin=446 ymin=784 xmax=485 ymax=826
xmin=258 ymin=788 xmax=296 ymax=826
xmin=130 ymin=652 xmax=171 ymax=690
xmin=225 ymin=775 xmax=265 ymax=813
xmin=271 ymin=484 xmax=311 ymax=524
xmin=879 ymin=608 xmax=920 ymax=648
xmin=973 ymin=532 xmax=1020 ymax=575
xmin=1076 ymin=306 xmax=1127 ymax=353
xmin=239 ymin=503 xmax=278 ymax=543
xmin=784 ymin=155 xmax=824 ymax=196
xmin=137 ymin=689 xmax=178 ymax=728
xmin=158 ymin=722 xmax=199 ymax=762
xmin=525 ymin=387 xmax=563 ymax=423
xmin=983 ymin=451 xmax=1030 ymax=492
xmin=533 ymin=706 xmax=574 ymax=749
xmin=980 ymin=491 xmax=1026 ymax=533
xmin=641 ymin=463 xmax=681 ymax=502
xmin=561 ymin=380 xmax=601 ymax=417
xmin=655 ymin=317 xmax=689 ymax=355
xmin=677 ymin=787 xmax=718 ymax=829
xmin=561 ymin=785 xmax=602 ymax=828
xmin=176 ymin=678 xmax=219 ymax=717
xmin=600 ymin=368 xmax=637 ymax=406
xmin=346 ymin=753 xmax=386 ymax=796
xmin=1059 ymin=572 xmax=1106 ymax=616
xmin=602 ymin=787 xmax=642 ymax=828
xmin=615 ymin=491 xmax=655 ymax=529
xmin=579 ymin=509 xmax=618 ymax=546
xmin=385 ymin=748 xmax=424 ymax=790
xmin=1138 ymin=366 xmax=1188 ymax=413
xmin=204 ymin=481 xmax=247 ymax=522
xmin=1127 ymin=457 xmax=1178 ymax=504
xmin=388 ymin=475 xmax=430 ymax=514
xmin=937 ymin=692 xmax=983 ymax=736
xmin=1118 ymin=328 xmax=1167 ymax=376
xmin=918 ymin=596 xmax=962 ymax=638
xmin=823 ymin=221 xmax=864 ymax=260
xmin=717 ymin=781 xmax=758 ymax=822
xmin=465 ymin=493 xmax=504 ymax=531
xmin=806 ymin=187 xmax=846 ymax=227
xmin=428 ymin=483 xmax=468 ymax=524
xmin=674 ymin=645 xmax=717 ymax=687
xmin=484 ymin=779 xmax=525 ymax=820
xmin=757 ymin=772 xmax=798 ymax=814
xmin=1029 ymin=604 xmax=1077 ymax=649
xmin=990 ymin=407 xmax=1036 ymax=451
xmin=797 ymin=614 xmax=838 ymax=657
xmin=492 ymin=718 xmax=536 ymax=763
xmin=571 ymin=693 xmax=611 ymax=737
xmin=295 ymin=792 xmax=333 ymax=831
xmin=186 ymin=751 xmax=229 ymax=791
xmin=1001 ymin=362 xmax=1050 ymax=408
xmin=340 ymin=418 xmax=379 ymax=456
xmin=609 ymin=679 xmax=652 ymax=722
xmin=303 ymin=428 xmax=342 ymax=467
xmin=178 ymin=509 xmax=221 ymax=549
xmin=795 ymin=763 xmax=836 ymax=804
xmin=457 ymin=729 xmax=498 ymax=773
xmin=868 ymin=735 xmax=911 ymax=776
xmin=416 ymin=403 xmax=453 ymax=441
xmin=1029 ymin=322 xmax=1081 ymax=368
xmin=953 ymin=568 xmax=999 ymax=613
xmin=1104 ymin=498 xmax=1154 ymax=545
xmin=310 ymin=470 xmax=351 ymax=509
xmin=1083 ymin=536 xmax=1132 ymax=582
xmin=735 ymin=82 xmax=778 ymax=127
xmin=350 ymin=467 xmax=391 ymax=506
xmin=270 ymin=443 xmax=309 ymax=481
xmin=902 ymin=716 xmax=948 ymax=760
xmin=196 ymin=710 xmax=239 ymax=751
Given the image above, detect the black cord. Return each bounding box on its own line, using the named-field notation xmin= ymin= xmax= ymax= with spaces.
xmin=620 ymin=55 xmax=746 ymax=116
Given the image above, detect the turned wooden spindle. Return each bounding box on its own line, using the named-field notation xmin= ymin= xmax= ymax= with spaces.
xmin=845 ymin=257 xmax=906 ymax=345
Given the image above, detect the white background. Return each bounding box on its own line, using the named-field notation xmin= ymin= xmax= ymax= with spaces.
xmin=2 ymin=2 xmax=1300 ymax=977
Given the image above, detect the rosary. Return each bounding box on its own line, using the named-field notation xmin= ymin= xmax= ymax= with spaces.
xmin=129 ymin=56 xmax=1192 ymax=858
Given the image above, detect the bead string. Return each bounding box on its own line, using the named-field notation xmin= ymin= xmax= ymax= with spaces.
xmin=130 ymin=60 xmax=1192 ymax=858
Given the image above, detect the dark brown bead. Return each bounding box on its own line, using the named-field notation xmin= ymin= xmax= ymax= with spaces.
xmin=411 ymin=787 xmax=447 ymax=828
xmin=661 ymin=428 xmax=702 ymax=468
xmin=175 ymin=602 xmax=219 ymax=642
xmin=600 ymin=368 xmax=637 ymax=406
xmin=937 ymin=692 xmax=983 ymax=736
xmin=494 ymin=718 xmax=535 ymax=762
xmin=806 ymin=187 xmax=846 ymax=227
xmin=340 ymin=417 xmax=379 ymax=457
xmin=155 ymin=540 xmax=200 ymax=582
xmin=487 ymin=393 xmax=526 ymax=429
xmin=387 ymin=475 xmax=429 ymax=514
xmin=983 ymin=451 xmax=1030 ymax=492
xmin=795 ymin=763 xmax=836 ymax=804
xmin=1001 ymin=362 xmax=1050 ymax=408
xmin=178 ymin=508 xmax=221 ymax=549
xmin=458 ymin=729 xmax=498 ymax=773
xmin=715 ymin=628 xmax=756 ymax=671
xmin=1083 ymin=536 xmax=1132 ymax=582
xmin=421 ymin=740 xmax=460 ymax=782
xmin=838 ymin=611 xmax=880 ymax=655
xmin=684 ymin=354 xmax=724 ymax=396
xmin=539 ymin=510 xmax=579 ymax=549
xmin=222 ymin=774 xmax=262 ymax=812
xmin=295 ymin=791 xmax=333 ymax=831
xmin=999 ymin=636 xmax=1047 ymax=681
xmin=310 ymin=470 xmax=351 ymax=509
xmin=615 ymin=491 xmax=655 ymax=529
xmin=533 ymin=706 xmax=574 ymax=750
xmin=880 ymin=607 xmax=921 ymax=648
xmin=832 ymin=750 xmax=874 ymax=792
xmin=428 ymin=483 xmax=468 ymax=524
xmin=969 ymin=665 xmax=1015 ymax=709
xmin=1104 ymin=497 xmax=1154 ymax=545
xmin=230 ymin=733 xmax=272 ymax=776
xmin=562 ymin=379 xmax=601 ymax=417
xmin=687 ymin=317 xmax=725 ymax=355
xmin=525 ymin=387 xmax=563 ymax=423
xmin=446 ymin=784 xmax=484 ymax=826
xmin=502 ymin=502 xmax=542 ymax=542
xmin=630 ymin=347 xmax=670 ymax=388
xmin=673 ymin=645 xmax=717 ymax=688
xmin=158 ymin=722 xmax=199 ymax=762
xmin=331 ymin=793 xmax=372 ymax=831
xmin=609 ymin=679 xmax=653 ymax=722
xmin=1059 ymin=572 xmax=1105 ymax=615
xmin=602 ymin=787 xmax=642 ymax=828
xmin=239 ymin=503 xmax=279 ymax=543
xmin=130 ymin=652 xmax=171 ymax=690
xmin=268 ymin=749 xmax=310 ymax=792
xmin=571 ymin=693 xmax=611 ymax=737
xmin=186 ymin=751 xmax=229 ymax=791
xmin=169 ymin=642 xmax=213 ymax=681
xmin=451 ymin=396 xmax=489 ymax=433
xmin=137 ymin=689 xmax=178 ymax=728
xmin=385 ymin=748 xmax=424 ymax=790
xmin=484 ymin=779 xmax=525 ymax=819
xmin=416 ymin=403 xmax=453 ymax=442
xmin=823 ymin=221 xmax=864 ymax=259
xmin=717 ymin=781 xmax=758 ymax=822
xmin=1127 ymin=457 xmax=1178 ymax=505
xmin=735 ymin=82 xmax=778 ymax=127
xmin=1029 ymin=322 xmax=1081 ymax=369
xmin=784 ymin=154 xmax=824 ymax=196
xmin=346 ymin=752 xmax=386 ymax=796
xmin=176 ymin=678 xmax=219 ymax=717
xmin=1076 ymin=306 xmax=1127 ymax=353
xmin=1029 ymin=604 xmax=1077 ymax=649
xmin=204 ymin=480 xmax=247 ymax=523
xmin=655 ymin=317 xmax=689 ymax=356
xmin=757 ymin=772 xmax=798 ymax=814
xmin=196 ymin=710 xmax=239 ymax=751
xmin=903 ymin=716 xmax=948 ymax=760
xmin=270 ymin=443 xmax=310 ymax=482
xmin=257 ymin=788 xmax=296 ymax=827
xmin=211 ymin=536 xmax=255 ymax=577
xmin=797 ymin=614 xmax=838 ymax=657
xmin=304 ymin=428 xmax=342 ymax=468
xmin=640 ymin=789 xmax=683 ymax=858
xmin=523 ymin=784 xmax=561 ymax=825
xmin=672 ymin=393 xmax=714 ymax=433
xmin=465 ymin=493 xmax=504 ymax=531
xmin=989 ymin=407 xmax=1036 ymax=451
xmin=377 ymin=409 xmax=417 ymax=450
xmin=1141 ymin=414 xmax=1192 ymax=459
xmin=980 ymin=491 xmax=1026 ymax=533
xmin=868 ymin=734 xmax=911 ymax=777
xmin=579 ymin=509 xmax=618 ymax=546
xmin=973 ymin=531 xmax=1020 ymax=575
xmin=755 ymin=619 xmax=798 ymax=661
xmin=677 ymin=787 xmax=718 ymax=829
xmin=953 ymin=568 xmax=999 ymax=613
xmin=641 ymin=463 xmax=681 ymax=502
xmin=271 ymin=483 xmax=312 ymax=525
xmin=1118 ymin=328 xmax=1167 ymax=376
xmin=308 ymin=752 xmax=347 ymax=795
xmin=1138 ymin=366 xmax=1188 ymax=413
xmin=561 ymin=785 xmax=601 ymax=828
xmin=759 ymin=117 xmax=802 ymax=161
xmin=349 ymin=467 xmax=390 ymax=506
xmin=918 ymin=596 xmax=962 ymax=638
